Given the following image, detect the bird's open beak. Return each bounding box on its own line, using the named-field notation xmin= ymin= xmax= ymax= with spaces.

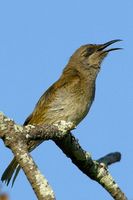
xmin=98 ymin=39 xmax=122 ymax=52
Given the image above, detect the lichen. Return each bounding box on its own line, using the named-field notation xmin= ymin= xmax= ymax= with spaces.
xmin=0 ymin=123 xmax=7 ymax=131
xmin=25 ymin=125 xmax=35 ymax=132
xmin=14 ymin=124 xmax=23 ymax=132
xmin=53 ymin=120 xmax=75 ymax=133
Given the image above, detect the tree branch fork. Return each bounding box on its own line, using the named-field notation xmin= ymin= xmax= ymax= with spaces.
xmin=0 ymin=112 xmax=127 ymax=200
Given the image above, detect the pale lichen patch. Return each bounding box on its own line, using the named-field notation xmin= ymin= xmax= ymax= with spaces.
xmin=0 ymin=123 xmax=7 ymax=131
xmin=14 ymin=124 xmax=23 ymax=132
xmin=34 ymin=169 xmax=54 ymax=198
xmin=19 ymin=153 xmax=31 ymax=164
xmin=54 ymin=120 xmax=75 ymax=133
xmin=4 ymin=117 xmax=12 ymax=122
xmin=25 ymin=134 xmax=30 ymax=139
xmin=25 ymin=125 xmax=35 ymax=132
xmin=0 ymin=112 xmax=4 ymax=120
xmin=85 ymin=152 xmax=92 ymax=159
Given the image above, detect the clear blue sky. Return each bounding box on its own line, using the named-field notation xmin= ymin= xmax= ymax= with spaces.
xmin=0 ymin=1 xmax=132 ymax=199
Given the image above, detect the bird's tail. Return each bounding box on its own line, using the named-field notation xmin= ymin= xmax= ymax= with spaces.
xmin=1 ymin=157 xmax=21 ymax=186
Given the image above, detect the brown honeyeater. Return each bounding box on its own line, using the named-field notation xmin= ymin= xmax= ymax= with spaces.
xmin=1 ymin=40 xmax=121 ymax=186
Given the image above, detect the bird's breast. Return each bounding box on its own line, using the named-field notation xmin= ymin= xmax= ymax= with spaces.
xmin=28 ymin=73 xmax=95 ymax=127
xmin=46 ymin=81 xmax=95 ymax=126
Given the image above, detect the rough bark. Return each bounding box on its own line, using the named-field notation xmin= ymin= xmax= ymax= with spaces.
xmin=0 ymin=112 xmax=127 ymax=200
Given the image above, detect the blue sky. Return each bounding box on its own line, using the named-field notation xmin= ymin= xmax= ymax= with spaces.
xmin=0 ymin=1 xmax=132 ymax=199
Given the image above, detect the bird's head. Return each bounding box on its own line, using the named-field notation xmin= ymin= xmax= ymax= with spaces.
xmin=69 ymin=39 xmax=122 ymax=70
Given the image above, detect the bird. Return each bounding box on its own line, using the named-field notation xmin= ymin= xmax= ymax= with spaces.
xmin=1 ymin=39 xmax=121 ymax=186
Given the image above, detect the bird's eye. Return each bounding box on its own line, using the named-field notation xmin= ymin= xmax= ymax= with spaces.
xmin=81 ymin=48 xmax=94 ymax=57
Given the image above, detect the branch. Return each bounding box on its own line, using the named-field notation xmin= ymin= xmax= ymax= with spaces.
xmin=54 ymin=136 xmax=127 ymax=200
xmin=97 ymin=152 xmax=121 ymax=166
xmin=0 ymin=112 xmax=55 ymax=200
xmin=0 ymin=112 xmax=127 ymax=200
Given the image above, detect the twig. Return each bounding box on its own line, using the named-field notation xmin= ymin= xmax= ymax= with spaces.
xmin=97 ymin=152 xmax=121 ymax=166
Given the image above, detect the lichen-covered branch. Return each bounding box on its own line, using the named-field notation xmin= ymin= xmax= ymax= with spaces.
xmin=0 ymin=112 xmax=55 ymax=200
xmin=54 ymin=135 xmax=127 ymax=200
xmin=0 ymin=112 xmax=127 ymax=200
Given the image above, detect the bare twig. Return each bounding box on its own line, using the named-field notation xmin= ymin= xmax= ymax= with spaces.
xmin=97 ymin=152 xmax=121 ymax=166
